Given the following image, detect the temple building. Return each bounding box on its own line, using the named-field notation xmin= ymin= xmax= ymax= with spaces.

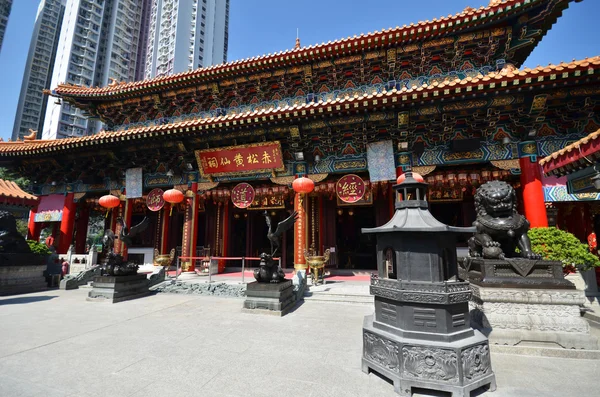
xmin=0 ymin=0 xmax=598 ymax=274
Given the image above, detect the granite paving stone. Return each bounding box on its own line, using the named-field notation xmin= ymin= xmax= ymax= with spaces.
xmin=1 ymin=288 xmax=599 ymax=397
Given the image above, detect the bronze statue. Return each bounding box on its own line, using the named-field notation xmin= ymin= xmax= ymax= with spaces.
xmin=100 ymin=217 xmax=150 ymax=276
xmin=468 ymin=181 xmax=541 ymax=260
xmin=254 ymin=211 xmax=298 ymax=283
xmin=264 ymin=210 xmax=298 ymax=256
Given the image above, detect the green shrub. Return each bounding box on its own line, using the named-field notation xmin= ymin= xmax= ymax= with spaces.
xmin=528 ymin=227 xmax=600 ymax=271
xmin=27 ymin=240 xmax=51 ymax=256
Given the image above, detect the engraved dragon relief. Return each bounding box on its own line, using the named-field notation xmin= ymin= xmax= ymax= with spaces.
xmin=363 ymin=332 xmax=400 ymax=373
xmin=461 ymin=345 xmax=492 ymax=381
xmin=402 ymin=346 xmax=459 ymax=383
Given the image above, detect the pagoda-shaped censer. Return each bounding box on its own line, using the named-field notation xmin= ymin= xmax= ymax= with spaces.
xmin=361 ymin=172 xmax=496 ymax=397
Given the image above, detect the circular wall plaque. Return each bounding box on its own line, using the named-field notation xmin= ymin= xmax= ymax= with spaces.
xmin=336 ymin=174 xmax=366 ymax=203
xmin=146 ymin=188 xmax=165 ymax=211
xmin=231 ymin=183 xmax=255 ymax=209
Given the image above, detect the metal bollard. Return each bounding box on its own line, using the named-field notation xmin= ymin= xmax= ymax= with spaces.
xmin=242 ymin=257 xmax=245 ymax=284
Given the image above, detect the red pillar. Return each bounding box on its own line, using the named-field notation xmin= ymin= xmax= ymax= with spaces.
xmin=57 ymin=193 xmax=76 ymax=254
xmin=75 ymin=205 xmax=90 ymax=254
xmin=160 ymin=204 xmax=171 ymax=254
xmin=293 ymin=192 xmax=308 ymax=272
xmin=220 ymin=201 xmax=230 ymax=273
xmin=27 ymin=207 xmax=42 ymax=241
xmin=120 ymin=199 xmax=133 ymax=260
xmin=181 ymin=183 xmax=198 ymax=272
xmin=518 ymin=141 xmax=548 ymax=228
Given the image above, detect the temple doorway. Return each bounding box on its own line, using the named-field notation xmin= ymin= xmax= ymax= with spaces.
xmin=336 ymin=206 xmax=377 ymax=270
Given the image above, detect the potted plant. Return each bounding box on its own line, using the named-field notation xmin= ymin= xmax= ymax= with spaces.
xmin=528 ymin=227 xmax=600 ymax=296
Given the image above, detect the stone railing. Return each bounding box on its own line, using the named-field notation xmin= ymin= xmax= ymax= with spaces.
xmin=59 ymin=246 xmax=98 ymax=275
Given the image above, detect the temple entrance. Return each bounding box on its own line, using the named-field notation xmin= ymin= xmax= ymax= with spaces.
xmin=336 ymin=206 xmax=377 ymax=270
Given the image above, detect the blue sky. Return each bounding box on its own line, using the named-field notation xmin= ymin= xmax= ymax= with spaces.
xmin=0 ymin=0 xmax=599 ymax=141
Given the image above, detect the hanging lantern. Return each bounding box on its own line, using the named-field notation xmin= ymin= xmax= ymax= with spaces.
xmin=458 ymin=173 xmax=468 ymax=186
xmin=434 ymin=174 xmax=444 ymax=186
xmin=397 ymin=172 xmax=424 ymax=184
xmin=481 ymin=170 xmax=491 ymax=182
xmin=426 ymin=176 xmax=435 ymax=185
xmin=163 ymin=188 xmax=184 ymax=215
xmin=99 ymin=194 xmax=120 ymax=217
xmin=446 ymin=173 xmax=456 ymax=187
xmin=292 ymin=176 xmax=315 ymax=194
xmin=492 ymin=170 xmax=501 ymax=180
xmin=469 ymin=172 xmax=481 ymax=187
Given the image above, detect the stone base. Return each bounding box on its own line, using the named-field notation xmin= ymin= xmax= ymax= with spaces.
xmin=470 ymin=285 xmax=599 ymax=350
xmin=362 ymin=314 xmax=496 ymax=397
xmin=243 ymin=280 xmax=294 ymax=315
xmin=87 ymin=274 xmax=150 ymax=303
xmin=0 ymin=265 xmax=47 ymax=296
xmin=460 ymin=257 xmax=572 ymax=289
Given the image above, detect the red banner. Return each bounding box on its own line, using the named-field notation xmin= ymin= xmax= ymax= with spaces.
xmin=336 ymin=174 xmax=366 ymax=203
xmin=195 ymin=141 xmax=284 ymax=177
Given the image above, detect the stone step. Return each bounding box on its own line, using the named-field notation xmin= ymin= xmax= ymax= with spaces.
xmin=303 ymin=291 xmax=373 ymax=304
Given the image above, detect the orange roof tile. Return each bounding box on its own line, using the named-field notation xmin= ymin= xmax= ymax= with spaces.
xmin=0 ymin=179 xmax=38 ymax=207
xmin=540 ymin=128 xmax=600 ymax=175
xmin=51 ymin=0 xmax=574 ymax=100
xmin=4 ymin=56 xmax=599 ymax=157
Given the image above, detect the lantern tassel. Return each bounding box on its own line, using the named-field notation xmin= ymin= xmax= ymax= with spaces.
xmin=105 ymin=209 xmax=109 ymax=218
xmin=170 ymin=206 xmax=173 ymax=216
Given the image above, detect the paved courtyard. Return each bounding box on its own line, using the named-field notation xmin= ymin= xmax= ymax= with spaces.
xmin=1 ymin=288 xmax=599 ymax=397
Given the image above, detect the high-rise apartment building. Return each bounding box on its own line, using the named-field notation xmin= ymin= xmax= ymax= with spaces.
xmin=42 ymin=0 xmax=149 ymax=139
xmin=12 ymin=0 xmax=66 ymax=141
xmin=144 ymin=0 xmax=229 ymax=79
xmin=0 ymin=0 xmax=12 ymax=53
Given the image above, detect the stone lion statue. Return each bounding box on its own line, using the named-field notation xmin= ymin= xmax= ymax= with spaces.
xmin=0 ymin=210 xmax=31 ymax=253
xmin=468 ymin=181 xmax=541 ymax=260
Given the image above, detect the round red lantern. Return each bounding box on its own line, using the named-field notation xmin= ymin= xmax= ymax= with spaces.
xmin=397 ymin=172 xmax=424 ymax=184
xmin=99 ymin=194 xmax=120 ymax=217
xmin=163 ymin=188 xmax=184 ymax=215
xmin=292 ymin=176 xmax=315 ymax=194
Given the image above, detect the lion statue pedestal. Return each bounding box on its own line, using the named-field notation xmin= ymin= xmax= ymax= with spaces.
xmin=459 ymin=181 xmax=598 ymax=350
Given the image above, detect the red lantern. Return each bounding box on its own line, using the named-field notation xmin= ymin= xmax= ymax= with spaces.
xmin=458 ymin=173 xmax=468 ymax=186
xmin=446 ymin=173 xmax=456 ymax=187
xmin=481 ymin=170 xmax=491 ymax=182
xmin=292 ymin=176 xmax=315 ymax=194
xmin=396 ymin=172 xmax=424 ymax=184
xmin=99 ymin=194 xmax=120 ymax=217
xmin=163 ymin=188 xmax=184 ymax=215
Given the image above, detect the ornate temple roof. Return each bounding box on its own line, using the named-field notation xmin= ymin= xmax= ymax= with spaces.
xmin=2 ymin=56 xmax=598 ymax=158
xmin=49 ymin=0 xmax=579 ymax=101
xmin=0 ymin=179 xmax=38 ymax=207
xmin=540 ymin=128 xmax=600 ymax=176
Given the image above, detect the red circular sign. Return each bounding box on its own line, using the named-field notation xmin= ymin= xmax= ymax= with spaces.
xmin=146 ymin=188 xmax=165 ymax=211
xmin=231 ymin=183 xmax=255 ymax=209
xmin=336 ymin=174 xmax=366 ymax=203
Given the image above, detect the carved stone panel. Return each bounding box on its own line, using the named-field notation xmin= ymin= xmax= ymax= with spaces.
xmin=461 ymin=344 xmax=492 ymax=381
xmin=364 ymin=332 xmax=400 ymax=373
xmin=402 ymin=346 xmax=458 ymax=383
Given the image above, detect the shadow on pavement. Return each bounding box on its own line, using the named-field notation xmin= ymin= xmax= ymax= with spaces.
xmin=0 ymin=295 xmax=57 ymax=305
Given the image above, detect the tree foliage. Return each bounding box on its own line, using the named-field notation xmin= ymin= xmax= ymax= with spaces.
xmin=528 ymin=227 xmax=600 ymax=271
xmin=27 ymin=240 xmax=51 ymax=256
xmin=0 ymin=168 xmax=31 ymax=192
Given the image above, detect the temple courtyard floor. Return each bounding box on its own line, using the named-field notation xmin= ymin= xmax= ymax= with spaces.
xmin=1 ymin=287 xmax=599 ymax=397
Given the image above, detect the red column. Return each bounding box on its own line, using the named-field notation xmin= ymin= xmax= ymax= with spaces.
xmin=27 ymin=207 xmax=42 ymax=241
xmin=120 ymin=199 xmax=133 ymax=260
xmin=293 ymin=192 xmax=308 ymax=271
xmin=57 ymin=193 xmax=76 ymax=254
xmin=160 ymin=204 xmax=171 ymax=254
xmin=113 ymin=203 xmax=124 ymax=255
xmin=181 ymin=183 xmax=198 ymax=272
xmin=518 ymin=141 xmax=548 ymax=228
xmin=75 ymin=205 xmax=90 ymax=254
xmin=220 ymin=201 xmax=230 ymax=273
